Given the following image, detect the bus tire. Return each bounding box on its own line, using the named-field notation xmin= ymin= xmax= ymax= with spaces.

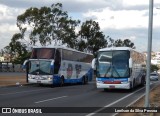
xmin=140 ymin=76 xmax=145 ymax=86
xmin=129 ymin=80 xmax=135 ymax=92
xmin=82 ymin=76 xmax=85 ymax=85
xmin=129 ymin=82 xmax=133 ymax=92
xmin=59 ymin=76 xmax=64 ymax=87
xmin=51 ymin=84 xmax=54 ymax=88
xmin=132 ymin=80 xmax=135 ymax=91
xmin=85 ymin=76 xmax=88 ymax=84
xmin=104 ymin=88 xmax=108 ymax=91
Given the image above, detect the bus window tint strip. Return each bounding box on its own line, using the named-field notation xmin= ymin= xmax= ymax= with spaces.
xmin=31 ymin=48 xmax=55 ymax=59
xmin=62 ymin=49 xmax=93 ymax=63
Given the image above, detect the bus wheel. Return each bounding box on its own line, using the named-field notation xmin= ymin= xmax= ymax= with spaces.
xmin=104 ymin=88 xmax=108 ymax=92
xmin=82 ymin=76 xmax=85 ymax=85
xmin=129 ymin=82 xmax=133 ymax=92
xmin=140 ymin=77 xmax=145 ymax=86
xmin=85 ymin=76 xmax=88 ymax=84
xmin=129 ymin=81 xmax=134 ymax=92
xmin=51 ymin=84 xmax=54 ymax=88
xmin=59 ymin=77 xmax=64 ymax=87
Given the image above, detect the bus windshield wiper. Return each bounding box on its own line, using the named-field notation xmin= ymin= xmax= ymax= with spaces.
xmin=112 ymin=65 xmax=120 ymax=77
xmin=104 ymin=64 xmax=111 ymax=77
xmin=30 ymin=69 xmax=39 ymax=74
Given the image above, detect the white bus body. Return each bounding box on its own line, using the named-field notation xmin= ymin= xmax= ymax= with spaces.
xmin=94 ymin=47 xmax=146 ymax=90
xmin=23 ymin=46 xmax=94 ymax=86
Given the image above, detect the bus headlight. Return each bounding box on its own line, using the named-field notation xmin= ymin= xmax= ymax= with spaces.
xmin=28 ymin=76 xmax=32 ymax=79
xmin=97 ymin=81 xmax=103 ymax=83
xmin=121 ymin=81 xmax=128 ymax=84
xmin=48 ymin=77 xmax=52 ymax=80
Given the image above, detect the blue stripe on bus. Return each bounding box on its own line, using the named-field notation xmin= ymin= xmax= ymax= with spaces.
xmin=85 ymin=68 xmax=93 ymax=81
xmin=52 ymin=76 xmax=83 ymax=84
xmin=97 ymin=77 xmax=128 ymax=82
xmin=52 ymin=75 xmax=60 ymax=84
xmin=64 ymin=78 xmax=82 ymax=83
xmin=52 ymin=68 xmax=93 ymax=85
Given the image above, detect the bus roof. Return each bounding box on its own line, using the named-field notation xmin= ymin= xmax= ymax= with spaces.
xmin=99 ymin=47 xmax=133 ymax=52
xmin=32 ymin=46 xmax=93 ymax=55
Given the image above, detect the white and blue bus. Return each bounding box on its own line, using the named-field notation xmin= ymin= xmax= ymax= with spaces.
xmin=23 ymin=46 xmax=94 ymax=86
xmin=92 ymin=47 xmax=146 ymax=90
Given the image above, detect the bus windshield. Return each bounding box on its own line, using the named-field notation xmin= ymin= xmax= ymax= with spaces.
xmin=29 ymin=60 xmax=52 ymax=75
xmin=97 ymin=50 xmax=130 ymax=78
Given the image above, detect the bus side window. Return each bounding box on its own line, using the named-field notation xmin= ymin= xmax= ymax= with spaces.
xmin=54 ymin=50 xmax=61 ymax=74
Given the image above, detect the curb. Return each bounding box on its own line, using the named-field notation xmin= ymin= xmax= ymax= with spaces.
xmin=126 ymin=82 xmax=160 ymax=108
xmin=113 ymin=82 xmax=160 ymax=116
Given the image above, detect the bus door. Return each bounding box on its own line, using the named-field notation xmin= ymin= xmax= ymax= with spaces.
xmin=54 ymin=49 xmax=61 ymax=74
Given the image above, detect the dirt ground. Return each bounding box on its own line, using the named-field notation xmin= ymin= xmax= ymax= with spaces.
xmin=0 ymin=75 xmax=160 ymax=115
xmin=117 ymin=84 xmax=160 ymax=116
xmin=0 ymin=75 xmax=26 ymax=86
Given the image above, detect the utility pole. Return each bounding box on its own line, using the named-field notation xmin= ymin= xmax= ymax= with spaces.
xmin=145 ymin=0 xmax=154 ymax=107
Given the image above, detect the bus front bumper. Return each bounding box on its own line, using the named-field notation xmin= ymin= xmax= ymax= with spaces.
xmin=96 ymin=83 xmax=130 ymax=89
xmin=28 ymin=74 xmax=53 ymax=85
xmin=28 ymin=79 xmax=53 ymax=85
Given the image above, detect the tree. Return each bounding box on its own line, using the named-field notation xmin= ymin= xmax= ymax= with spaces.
xmin=113 ymin=39 xmax=123 ymax=47
xmin=123 ymin=39 xmax=135 ymax=49
xmin=110 ymin=38 xmax=136 ymax=49
xmin=78 ymin=20 xmax=108 ymax=54
xmin=4 ymin=33 xmax=30 ymax=64
xmin=17 ymin=3 xmax=80 ymax=48
xmin=0 ymin=49 xmax=4 ymax=56
xmin=151 ymin=64 xmax=159 ymax=72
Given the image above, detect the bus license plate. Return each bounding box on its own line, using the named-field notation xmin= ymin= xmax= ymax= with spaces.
xmin=109 ymin=85 xmax=115 ymax=88
xmin=37 ymin=81 xmax=41 ymax=83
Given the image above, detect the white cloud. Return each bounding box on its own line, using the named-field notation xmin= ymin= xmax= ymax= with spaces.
xmin=82 ymin=1 xmax=160 ymax=52
xmin=83 ymin=8 xmax=148 ymax=29
xmin=0 ymin=4 xmax=24 ymax=34
xmin=0 ymin=23 xmax=18 ymax=33
xmin=0 ymin=5 xmax=24 ymax=22
xmin=0 ymin=4 xmax=23 ymax=49
xmin=122 ymin=0 xmax=148 ymax=6
xmin=0 ymin=23 xmax=19 ymax=49
xmin=121 ymin=36 xmax=136 ymax=41
xmin=0 ymin=0 xmax=160 ymax=52
xmin=122 ymin=0 xmax=160 ymax=7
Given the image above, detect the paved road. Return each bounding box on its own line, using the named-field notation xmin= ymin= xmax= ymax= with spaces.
xmin=0 ymin=80 xmax=159 ymax=116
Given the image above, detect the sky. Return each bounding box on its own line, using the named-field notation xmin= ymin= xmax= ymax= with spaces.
xmin=0 ymin=0 xmax=160 ymax=52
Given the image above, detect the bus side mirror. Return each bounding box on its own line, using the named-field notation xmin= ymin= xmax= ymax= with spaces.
xmin=50 ymin=60 xmax=55 ymax=69
xmin=129 ymin=58 xmax=132 ymax=68
xmin=92 ymin=58 xmax=96 ymax=70
xmin=22 ymin=60 xmax=29 ymax=69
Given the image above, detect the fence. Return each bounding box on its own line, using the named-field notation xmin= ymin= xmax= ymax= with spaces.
xmin=0 ymin=62 xmax=25 ymax=72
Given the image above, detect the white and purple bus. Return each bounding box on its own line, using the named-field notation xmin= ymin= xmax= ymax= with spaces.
xmin=23 ymin=46 xmax=94 ymax=86
xmin=92 ymin=47 xmax=146 ymax=90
